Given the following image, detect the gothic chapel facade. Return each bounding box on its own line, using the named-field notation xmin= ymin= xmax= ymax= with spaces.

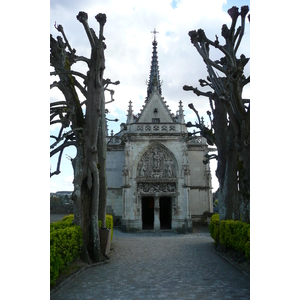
xmin=106 ymin=33 xmax=213 ymax=232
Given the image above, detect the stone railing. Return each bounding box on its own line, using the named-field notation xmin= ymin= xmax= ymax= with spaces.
xmin=187 ymin=136 xmax=207 ymax=145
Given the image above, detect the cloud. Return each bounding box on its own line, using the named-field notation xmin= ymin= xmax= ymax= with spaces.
xmin=50 ymin=0 xmax=250 ymax=192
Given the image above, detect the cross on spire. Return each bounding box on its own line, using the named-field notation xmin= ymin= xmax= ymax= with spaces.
xmin=151 ymin=28 xmax=159 ymax=41
xmin=146 ymin=28 xmax=162 ymax=100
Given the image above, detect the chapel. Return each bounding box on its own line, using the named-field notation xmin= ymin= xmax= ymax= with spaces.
xmin=105 ymin=31 xmax=213 ymax=232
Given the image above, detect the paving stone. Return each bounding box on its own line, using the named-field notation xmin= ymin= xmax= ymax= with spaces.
xmin=51 ymin=229 xmax=250 ymax=299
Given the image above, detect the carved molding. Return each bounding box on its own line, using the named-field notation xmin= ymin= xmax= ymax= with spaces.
xmin=137 ymin=182 xmax=177 ymax=194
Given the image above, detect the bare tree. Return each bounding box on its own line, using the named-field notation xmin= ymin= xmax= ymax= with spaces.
xmin=183 ymin=5 xmax=250 ymax=222
xmin=50 ymin=11 xmax=119 ymax=263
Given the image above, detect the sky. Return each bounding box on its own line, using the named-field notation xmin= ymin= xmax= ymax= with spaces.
xmin=50 ymin=0 xmax=250 ymax=193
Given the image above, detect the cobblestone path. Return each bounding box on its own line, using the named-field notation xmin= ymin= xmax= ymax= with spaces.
xmin=51 ymin=229 xmax=250 ymax=299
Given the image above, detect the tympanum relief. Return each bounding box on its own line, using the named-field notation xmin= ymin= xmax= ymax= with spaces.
xmin=137 ymin=144 xmax=176 ymax=179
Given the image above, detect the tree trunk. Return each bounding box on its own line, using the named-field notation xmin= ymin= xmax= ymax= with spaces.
xmin=83 ymin=54 xmax=103 ymax=262
xmin=219 ymin=124 xmax=238 ymax=220
xmin=238 ymin=145 xmax=250 ymax=222
xmin=98 ymin=90 xmax=107 ymax=228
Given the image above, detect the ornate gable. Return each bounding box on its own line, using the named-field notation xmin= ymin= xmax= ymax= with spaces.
xmin=137 ymin=88 xmax=175 ymax=123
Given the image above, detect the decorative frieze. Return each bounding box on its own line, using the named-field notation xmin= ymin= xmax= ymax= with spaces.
xmin=137 ymin=182 xmax=177 ymax=194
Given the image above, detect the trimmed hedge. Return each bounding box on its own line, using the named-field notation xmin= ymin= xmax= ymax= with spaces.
xmin=210 ymin=214 xmax=250 ymax=259
xmin=50 ymin=214 xmax=114 ymax=286
xmin=50 ymin=224 xmax=82 ymax=286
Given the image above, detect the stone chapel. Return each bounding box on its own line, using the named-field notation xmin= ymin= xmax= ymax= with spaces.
xmin=105 ymin=32 xmax=213 ymax=232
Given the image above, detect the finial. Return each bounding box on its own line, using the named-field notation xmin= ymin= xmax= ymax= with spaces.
xmin=151 ymin=28 xmax=159 ymax=41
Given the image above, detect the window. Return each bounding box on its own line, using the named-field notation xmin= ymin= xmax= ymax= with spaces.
xmin=152 ymin=118 xmax=160 ymax=123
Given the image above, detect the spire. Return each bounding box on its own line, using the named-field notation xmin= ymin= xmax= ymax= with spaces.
xmin=146 ymin=28 xmax=162 ymax=100
xmin=126 ymin=100 xmax=134 ymax=124
xmin=177 ymin=100 xmax=185 ymax=123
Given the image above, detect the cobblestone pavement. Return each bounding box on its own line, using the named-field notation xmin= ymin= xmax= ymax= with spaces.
xmin=51 ymin=229 xmax=250 ymax=300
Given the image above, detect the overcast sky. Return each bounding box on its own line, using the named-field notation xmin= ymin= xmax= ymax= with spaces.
xmin=50 ymin=0 xmax=250 ymax=193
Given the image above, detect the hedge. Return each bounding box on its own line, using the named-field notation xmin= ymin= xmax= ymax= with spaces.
xmin=50 ymin=214 xmax=114 ymax=286
xmin=50 ymin=224 xmax=82 ymax=286
xmin=54 ymin=214 xmax=114 ymax=240
xmin=210 ymin=214 xmax=250 ymax=259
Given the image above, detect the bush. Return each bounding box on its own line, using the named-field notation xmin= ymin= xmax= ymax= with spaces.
xmin=50 ymin=214 xmax=114 ymax=286
xmin=210 ymin=214 xmax=250 ymax=258
xmin=50 ymin=224 xmax=82 ymax=286
xmin=209 ymin=214 xmax=220 ymax=244
xmin=61 ymin=214 xmax=74 ymax=223
xmin=56 ymin=214 xmax=114 ymax=241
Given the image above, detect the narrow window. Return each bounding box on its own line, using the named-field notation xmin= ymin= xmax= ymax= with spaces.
xmin=152 ymin=118 xmax=160 ymax=123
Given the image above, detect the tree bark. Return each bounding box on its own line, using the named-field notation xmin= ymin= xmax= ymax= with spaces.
xmin=50 ymin=12 xmax=109 ymax=263
xmin=98 ymin=97 xmax=107 ymax=227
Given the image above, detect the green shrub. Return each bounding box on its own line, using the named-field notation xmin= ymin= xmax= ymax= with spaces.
xmin=98 ymin=214 xmax=114 ymax=241
xmin=56 ymin=214 xmax=114 ymax=241
xmin=62 ymin=214 xmax=74 ymax=224
xmin=209 ymin=214 xmax=220 ymax=244
xmin=210 ymin=214 xmax=250 ymax=258
xmin=51 ymin=214 xmax=114 ymax=286
xmin=219 ymin=219 xmax=250 ymax=255
xmin=50 ymin=224 xmax=82 ymax=286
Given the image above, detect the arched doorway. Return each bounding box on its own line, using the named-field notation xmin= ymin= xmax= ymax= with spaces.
xmin=136 ymin=143 xmax=178 ymax=230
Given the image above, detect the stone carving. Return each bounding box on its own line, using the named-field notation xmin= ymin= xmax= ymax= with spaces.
xmin=162 ymin=125 xmax=167 ymax=131
xmin=137 ymin=125 xmax=143 ymax=131
xmin=145 ymin=125 xmax=151 ymax=131
xmin=181 ymin=163 xmax=191 ymax=185
xmin=137 ymin=182 xmax=176 ymax=194
xmin=169 ymin=125 xmax=175 ymax=131
xmin=122 ymin=165 xmax=129 ymax=185
xmin=173 ymin=204 xmax=180 ymax=216
xmin=153 ymin=125 xmax=159 ymax=131
xmin=137 ymin=144 xmax=176 ymax=179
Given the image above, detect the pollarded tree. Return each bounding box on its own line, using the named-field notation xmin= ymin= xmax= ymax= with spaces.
xmin=50 ymin=11 xmax=119 ymax=263
xmin=183 ymin=5 xmax=250 ymax=222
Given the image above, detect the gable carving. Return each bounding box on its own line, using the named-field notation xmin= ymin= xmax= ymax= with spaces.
xmin=137 ymin=144 xmax=176 ymax=179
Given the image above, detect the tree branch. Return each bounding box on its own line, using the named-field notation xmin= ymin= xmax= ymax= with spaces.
xmin=227 ymin=6 xmax=239 ymax=41
xmin=192 ymin=41 xmax=227 ymax=74
xmin=242 ymin=75 xmax=250 ymax=87
xmin=50 ymin=128 xmax=77 ymax=149
xmin=50 ymin=146 xmax=63 ymax=177
xmin=50 ymin=140 xmax=77 ymax=157
xmin=76 ymin=12 xmax=96 ymax=49
xmin=183 ymin=85 xmax=213 ymax=98
xmin=234 ymin=6 xmax=249 ymax=55
xmin=73 ymin=76 xmax=87 ymax=98
xmin=50 ymin=70 xmax=87 ymax=81
xmin=74 ymin=56 xmax=90 ymax=65
xmin=54 ymin=23 xmax=75 ymax=55
xmin=50 ymin=81 xmax=62 ymax=90
xmin=50 ymin=101 xmax=67 ymax=108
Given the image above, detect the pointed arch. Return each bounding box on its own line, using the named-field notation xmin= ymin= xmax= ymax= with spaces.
xmin=134 ymin=142 xmax=178 ymax=180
